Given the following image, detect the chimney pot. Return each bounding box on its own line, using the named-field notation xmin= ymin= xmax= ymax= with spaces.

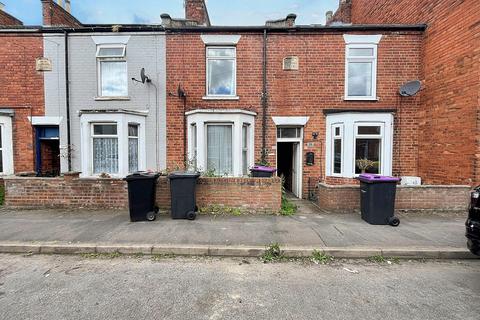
xmin=0 ymin=2 xmax=5 ymax=11
xmin=326 ymin=11 xmax=333 ymax=22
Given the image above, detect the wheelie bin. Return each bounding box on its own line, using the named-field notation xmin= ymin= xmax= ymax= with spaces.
xmin=125 ymin=172 xmax=160 ymax=222
xmin=357 ymin=174 xmax=401 ymax=226
xmin=168 ymin=172 xmax=200 ymax=220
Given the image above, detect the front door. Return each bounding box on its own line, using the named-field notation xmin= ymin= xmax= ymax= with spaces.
xmin=291 ymin=142 xmax=299 ymax=197
xmin=276 ymin=126 xmax=303 ymax=198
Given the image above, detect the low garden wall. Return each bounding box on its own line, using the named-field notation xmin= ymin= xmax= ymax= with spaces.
xmin=316 ymin=183 xmax=471 ymax=211
xmin=3 ymin=174 xmax=282 ymax=214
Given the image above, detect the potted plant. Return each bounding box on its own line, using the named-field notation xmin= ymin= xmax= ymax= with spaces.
xmin=355 ymin=158 xmax=376 ymax=174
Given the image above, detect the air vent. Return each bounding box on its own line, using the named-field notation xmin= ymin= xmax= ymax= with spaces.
xmin=283 ymin=56 xmax=299 ymax=70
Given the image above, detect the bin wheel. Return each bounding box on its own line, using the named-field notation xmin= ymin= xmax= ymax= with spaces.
xmin=146 ymin=212 xmax=157 ymax=221
xmin=388 ymin=216 xmax=400 ymax=227
xmin=154 ymin=206 xmax=160 ymax=214
xmin=187 ymin=211 xmax=196 ymax=221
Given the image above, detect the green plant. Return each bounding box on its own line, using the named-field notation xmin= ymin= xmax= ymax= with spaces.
xmin=201 ymin=168 xmax=217 ymax=177
xmin=279 ymin=178 xmax=297 ymax=216
xmin=262 ymin=243 xmax=284 ymax=263
xmin=81 ymin=252 xmax=122 ymax=259
xmin=367 ymin=255 xmax=387 ymax=263
xmin=311 ymin=250 xmax=334 ymax=264
xmin=0 ymin=184 xmax=4 ymax=206
xmin=355 ymin=158 xmax=377 ymax=174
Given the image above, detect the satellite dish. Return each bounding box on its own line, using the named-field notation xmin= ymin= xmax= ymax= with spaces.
xmin=399 ymin=80 xmax=421 ymax=97
xmin=140 ymin=68 xmax=150 ymax=84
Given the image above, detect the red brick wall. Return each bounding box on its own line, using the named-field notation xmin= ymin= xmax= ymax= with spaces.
xmin=348 ymin=0 xmax=480 ymax=185
xmin=317 ymin=183 xmax=470 ymax=211
xmin=185 ymin=0 xmax=209 ymax=26
xmin=328 ymin=0 xmax=352 ymax=24
xmin=0 ymin=34 xmax=45 ymax=173
xmin=0 ymin=10 xmax=23 ymax=26
xmin=166 ymin=30 xmax=423 ymax=197
xmin=41 ymin=0 xmax=82 ymax=27
xmin=3 ymin=176 xmax=282 ymax=213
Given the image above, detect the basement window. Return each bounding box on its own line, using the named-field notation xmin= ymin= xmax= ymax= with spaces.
xmin=96 ymin=44 xmax=128 ymax=97
xmin=325 ymin=112 xmax=393 ymax=178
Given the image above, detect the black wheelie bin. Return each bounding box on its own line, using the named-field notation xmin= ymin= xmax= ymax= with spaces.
xmin=357 ymin=173 xmax=401 ymax=226
xmin=168 ymin=172 xmax=200 ymax=220
xmin=125 ymin=172 xmax=160 ymax=222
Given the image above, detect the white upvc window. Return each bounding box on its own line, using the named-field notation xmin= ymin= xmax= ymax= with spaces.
xmin=96 ymin=44 xmax=128 ymax=97
xmin=0 ymin=116 xmax=14 ymax=175
xmin=206 ymin=47 xmax=236 ymax=97
xmin=128 ymin=124 xmax=139 ymax=173
xmin=91 ymin=123 xmax=119 ymax=174
xmin=187 ymin=109 xmax=256 ymax=176
xmin=343 ymin=35 xmax=382 ymax=101
xmin=80 ymin=112 xmax=146 ymax=177
xmin=325 ymin=112 xmax=393 ymax=178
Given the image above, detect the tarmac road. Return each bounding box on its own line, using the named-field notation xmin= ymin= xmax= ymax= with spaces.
xmin=0 ymin=254 xmax=479 ymax=320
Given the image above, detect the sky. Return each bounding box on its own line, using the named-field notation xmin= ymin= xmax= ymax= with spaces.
xmin=2 ymin=0 xmax=339 ymax=26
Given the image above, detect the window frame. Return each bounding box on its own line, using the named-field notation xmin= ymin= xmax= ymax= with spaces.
xmin=344 ymin=43 xmax=378 ymax=101
xmin=331 ymin=123 xmax=344 ymax=177
xmin=242 ymin=123 xmax=250 ymax=176
xmin=90 ymin=123 xmax=119 ymax=175
xmin=205 ymin=46 xmax=237 ymax=98
xmin=353 ymin=123 xmax=384 ymax=175
xmin=325 ymin=113 xmax=393 ymax=178
xmin=205 ymin=122 xmax=234 ymax=176
xmin=127 ymin=123 xmax=140 ymax=174
xmin=186 ymin=110 xmax=255 ymax=177
xmin=0 ymin=116 xmax=14 ymax=175
xmin=80 ymin=112 xmax=146 ymax=178
xmin=96 ymin=44 xmax=128 ymax=98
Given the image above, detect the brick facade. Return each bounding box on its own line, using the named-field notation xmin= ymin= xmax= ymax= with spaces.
xmin=3 ymin=176 xmax=282 ymax=213
xmin=332 ymin=0 xmax=480 ymax=185
xmin=0 ymin=33 xmax=45 ymax=173
xmin=316 ymin=183 xmax=470 ymax=211
xmin=41 ymin=0 xmax=81 ymax=27
xmin=166 ymin=29 xmax=424 ymax=197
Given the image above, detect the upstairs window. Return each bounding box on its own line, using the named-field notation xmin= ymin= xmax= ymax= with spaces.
xmin=206 ymin=47 xmax=236 ymax=97
xmin=343 ymin=34 xmax=382 ymax=101
xmin=96 ymin=44 xmax=128 ymax=97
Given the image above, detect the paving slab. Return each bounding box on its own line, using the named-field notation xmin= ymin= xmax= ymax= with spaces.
xmin=0 ymin=206 xmax=475 ymax=259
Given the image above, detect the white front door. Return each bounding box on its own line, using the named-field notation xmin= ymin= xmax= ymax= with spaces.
xmin=291 ymin=142 xmax=299 ymax=197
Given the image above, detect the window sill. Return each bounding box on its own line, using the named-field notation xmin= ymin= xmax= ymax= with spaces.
xmin=95 ymin=96 xmax=131 ymax=101
xmin=343 ymin=96 xmax=379 ymax=101
xmin=202 ymin=96 xmax=240 ymax=101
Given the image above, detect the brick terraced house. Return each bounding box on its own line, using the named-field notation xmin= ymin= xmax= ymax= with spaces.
xmin=0 ymin=0 xmax=476 ymax=211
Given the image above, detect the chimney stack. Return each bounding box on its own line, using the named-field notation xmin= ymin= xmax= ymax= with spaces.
xmin=55 ymin=0 xmax=71 ymax=13
xmin=184 ymin=0 xmax=210 ymax=26
xmin=326 ymin=11 xmax=333 ymax=22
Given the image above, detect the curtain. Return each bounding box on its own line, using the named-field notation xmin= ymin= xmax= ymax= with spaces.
xmin=128 ymin=138 xmax=139 ymax=173
xmin=101 ymin=61 xmax=128 ymax=97
xmin=207 ymin=125 xmax=232 ymax=175
xmin=93 ymin=138 xmax=118 ymax=174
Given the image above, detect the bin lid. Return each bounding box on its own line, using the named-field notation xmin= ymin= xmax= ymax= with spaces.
xmin=358 ymin=173 xmax=401 ymax=183
xmin=124 ymin=171 xmax=161 ymax=181
xmin=168 ymin=171 xmax=201 ymax=179
xmin=250 ymin=165 xmax=277 ymax=173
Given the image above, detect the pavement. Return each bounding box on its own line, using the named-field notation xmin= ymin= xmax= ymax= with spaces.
xmin=0 ymin=197 xmax=476 ymax=259
xmin=1 ymin=254 xmax=479 ymax=320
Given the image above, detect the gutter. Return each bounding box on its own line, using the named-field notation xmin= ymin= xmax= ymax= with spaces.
xmin=261 ymin=29 xmax=268 ymax=163
xmin=64 ymin=30 xmax=72 ymax=171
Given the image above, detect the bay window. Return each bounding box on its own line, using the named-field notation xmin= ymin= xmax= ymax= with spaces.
xmin=96 ymin=44 xmax=128 ymax=97
xmin=343 ymin=34 xmax=382 ymax=100
xmin=80 ymin=111 xmax=146 ymax=177
xmin=326 ymin=113 xmax=393 ymax=178
xmin=187 ymin=109 xmax=255 ymax=176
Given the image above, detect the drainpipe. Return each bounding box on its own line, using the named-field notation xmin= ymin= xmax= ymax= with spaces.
xmin=261 ymin=28 xmax=268 ymax=164
xmin=64 ymin=31 xmax=72 ymax=172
